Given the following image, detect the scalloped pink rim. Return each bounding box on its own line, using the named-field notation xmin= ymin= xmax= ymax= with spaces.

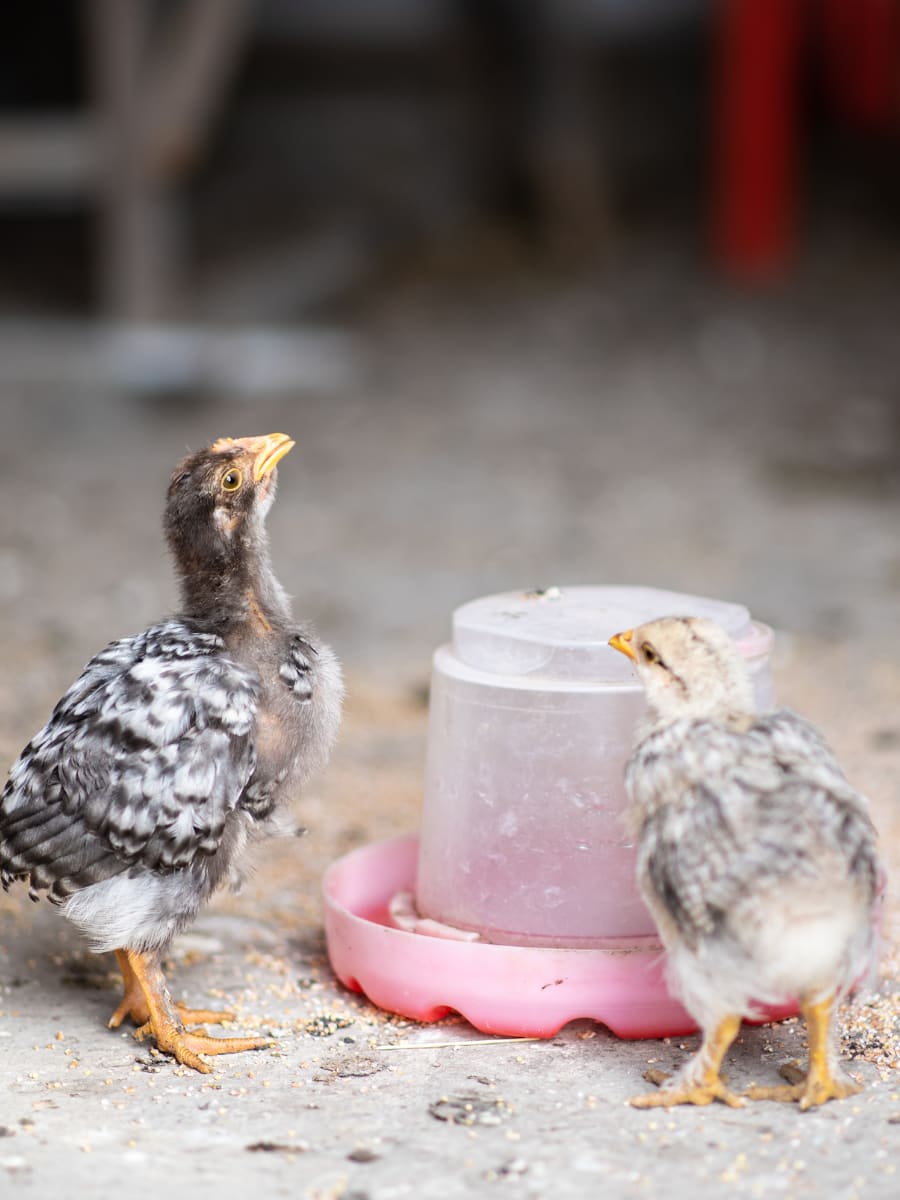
xmin=323 ymin=835 xmax=797 ymax=1040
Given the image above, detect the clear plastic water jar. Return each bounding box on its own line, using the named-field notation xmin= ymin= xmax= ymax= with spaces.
xmin=416 ymin=586 xmax=774 ymax=947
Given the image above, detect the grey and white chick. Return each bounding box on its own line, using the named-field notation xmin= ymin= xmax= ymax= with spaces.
xmin=1 ymin=433 xmax=342 ymax=1073
xmin=609 ymin=616 xmax=880 ymax=1109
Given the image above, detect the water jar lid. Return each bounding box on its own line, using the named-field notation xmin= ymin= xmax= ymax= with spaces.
xmin=451 ymin=585 xmax=766 ymax=682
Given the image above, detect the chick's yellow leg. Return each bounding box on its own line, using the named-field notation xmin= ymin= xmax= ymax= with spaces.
xmin=108 ymin=948 xmax=237 ymax=1030
xmin=110 ymin=949 xmax=269 ymax=1073
xmin=800 ymin=995 xmax=862 ymax=1109
xmin=746 ymin=994 xmax=862 ymax=1108
xmin=630 ymin=1014 xmax=745 ymax=1108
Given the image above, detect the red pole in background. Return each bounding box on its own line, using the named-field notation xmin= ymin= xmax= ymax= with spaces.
xmin=823 ymin=0 xmax=898 ymax=129
xmin=713 ymin=0 xmax=804 ymax=278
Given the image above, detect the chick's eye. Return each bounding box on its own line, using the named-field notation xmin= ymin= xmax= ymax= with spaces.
xmin=641 ymin=643 xmax=661 ymax=665
xmin=221 ymin=468 xmax=242 ymax=492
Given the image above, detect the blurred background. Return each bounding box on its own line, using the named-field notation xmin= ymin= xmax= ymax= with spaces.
xmin=1 ymin=0 xmax=900 ymax=733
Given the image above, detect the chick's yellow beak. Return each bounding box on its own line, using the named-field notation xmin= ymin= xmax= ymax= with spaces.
xmin=250 ymin=432 xmax=295 ymax=480
xmin=608 ymin=629 xmax=637 ymax=661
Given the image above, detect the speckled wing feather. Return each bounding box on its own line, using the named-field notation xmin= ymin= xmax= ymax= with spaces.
xmin=278 ymin=633 xmax=317 ymax=701
xmin=0 ymin=620 xmax=259 ymax=900
xmin=627 ymin=709 xmax=880 ymax=949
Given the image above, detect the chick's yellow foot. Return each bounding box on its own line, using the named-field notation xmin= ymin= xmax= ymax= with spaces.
xmin=134 ymin=1017 xmax=270 ymax=1074
xmin=630 ymin=1014 xmax=745 ymax=1108
xmin=746 ymin=1067 xmax=862 ymax=1109
xmin=108 ymin=950 xmax=235 ymax=1029
xmin=109 ymin=948 xmax=268 ymax=1074
xmin=630 ymin=1079 xmax=745 ymax=1109
xmin=798 ymin=1074 xmax=862 ymax=1110
xmin=746 ymin=995 xmax=864 ymax=1109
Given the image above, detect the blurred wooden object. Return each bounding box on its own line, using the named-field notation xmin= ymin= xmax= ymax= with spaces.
xmin=0 ymin=119 xmax=97 ymax=193
xmin=88 ymin=0 xmax=253 ymax=319
xmin=461 ymin=0 xmax=610 ymax=259
xmin=0 ymin=0 xmax=254 ymax=319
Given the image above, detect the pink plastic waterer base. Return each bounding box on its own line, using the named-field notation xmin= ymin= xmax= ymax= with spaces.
xmin=324 ymin=835 xmax=797 ymax=1039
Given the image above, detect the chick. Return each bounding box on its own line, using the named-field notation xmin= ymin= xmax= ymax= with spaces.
xmin=608 ymin=616 xmax=880 ymax=1110
xmin=1 ymin=434 xmax=342 ymax=1073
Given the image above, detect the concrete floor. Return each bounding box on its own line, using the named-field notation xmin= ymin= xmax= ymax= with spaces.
xmin=1 ymin=237 xmax=899 ymax=1196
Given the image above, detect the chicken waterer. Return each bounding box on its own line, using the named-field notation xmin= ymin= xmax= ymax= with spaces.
xmin=324 ymin=586 xmax=785 ymax=1038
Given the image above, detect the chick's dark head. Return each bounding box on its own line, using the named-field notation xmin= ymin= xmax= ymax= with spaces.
xmin=164 ymin=433 xmax=294 ymax=606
